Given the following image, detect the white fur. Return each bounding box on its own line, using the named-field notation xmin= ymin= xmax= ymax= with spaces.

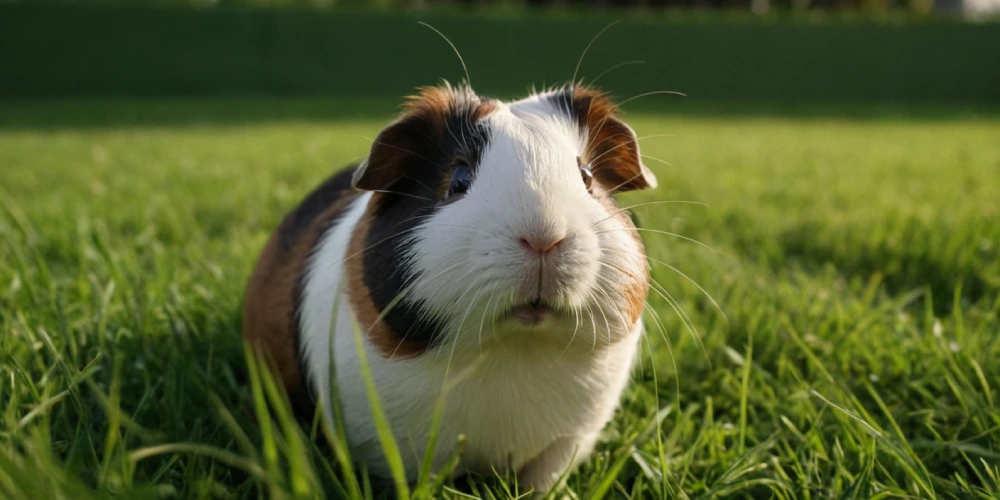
xmin=299 ymin=93 xmax=648 ymax=490
xmin=299 ymin=192 xmax=372 ymax=424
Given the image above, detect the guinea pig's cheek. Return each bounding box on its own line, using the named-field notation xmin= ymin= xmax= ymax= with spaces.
xmin=558 ymin=231 xmax=602 ymax=305
xmin=594 ymin=223 xmax=648 ymax=324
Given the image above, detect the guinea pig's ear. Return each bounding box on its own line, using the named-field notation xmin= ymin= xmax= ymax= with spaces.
xmin=572 ymin=87 xmax=658 ymax=193
xmin=351 ymin=115 xmax=426 ymax=192
xmin=351 ymin=86 xmax=453 ymax=192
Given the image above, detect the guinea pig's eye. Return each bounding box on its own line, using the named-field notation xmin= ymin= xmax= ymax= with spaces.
xmin=577 ymin=157 xmax=594 ymax=194
xmin=448 ymin=162 xmax=472 ymax=198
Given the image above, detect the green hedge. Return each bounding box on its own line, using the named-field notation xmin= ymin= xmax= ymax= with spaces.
xmin=3 ymin=4 xmax=999 ymax=102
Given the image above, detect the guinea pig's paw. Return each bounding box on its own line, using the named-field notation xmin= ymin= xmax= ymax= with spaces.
xmin=518 ymin=468 xmax=567 ymax=499
xmin=517 ymin=435 xmax=597 ymax=499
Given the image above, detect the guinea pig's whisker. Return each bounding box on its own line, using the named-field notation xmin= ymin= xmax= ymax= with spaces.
xmin=364 ymin=138 xmax=451 ymax=171
xmin=589 ymin=153 xmax=652 ymax=183
xmin=593 ymin=258 xmax=641 ymax=285
xmin=591 ymin=262 xmax=642 ymax=332
xmin=647 ymin=276 xmax=711 ymax=365
xmin=448 ymin=118 xmax=484 ymax=160
xmin=598 ymin=250 xmax=729 ymax=352
xmin=586 ymin=131 xmax=636 ymax=155
xmin=572 ymin=21 xmax=621 ymax=86
xmin=367 ymin=189 xmax=434 ymax=202
xmin=443 ymin=120 xmax=470 ymax=159
xmin=636 ymin=133 xmax=678 ymax=142
xmin=641 ymin=302 xmax=682 ymax=425
xmin=440 ymin=315 xmax=465 ymax=395
xmin=394 ymin=173 xmax=440 ymax=199
xmin=593 ymin=277 xmax=630 ymax=334
xmin=440 ymin=283 xmax=491 ymax=371
xmin=412 ymin=258 xmax=481 ymax=299
xmin=571 ymin=291 xmax=597 ymax=356
xmin=649 ymin=300 xmax=684 ymax=408
xmin=586 ymin=135 xmax=639 ymax=168
xmin=632 ymin=319 xmax=647 ymax=375
xmin=597 ymin=246 xmax=726 ymax=338
xmin=570 ymin=303 xmax=582 ymax=349
xmin=603 ymin=171 xmax=647 ymax=194
xmin=325 ymin=212 xmax=487 ymax=273
xmin=330 ymin=210 xmax=443 ymax=262
xmin=589 ymin=60 xmax=645 ymax=87
xmin=596 ymin=227 xmax=718 ymax=255
xmin=589 ymin=133 xmax=677 ymax=162
xmin=584 ymin=299 xmax=599 ymax=354
xmin=556 ymin=293 xmax=588 ymax=359
xmin=583 ymin=112 xmax=626 ymax=156
xmin=554 ymin=83 xmax=576 ymax=120
xmin=585 ymin=90 xmax=686 ymax=154
xmin=587 ymin=132 xmax=677 ymax=169
xmin=643 ymin=255 xmax=728 ymax=326
xmin=650 ymin=283 xmax=712 ymax=370
xmin=324 ymin=225 xmax=424 ymax=272
xmin=590 ymin=199 xmax=709 ymax=229
xmin=478 ymin=289 xmax=498 ymax=356
xmin=643 ymin=299 xmax=670 ymax=349
xmin=425 ymin=223 xmax=495 ymax=237
xmin=589 ymin=144 xmax=665 ymax=176
xmin=640 ymin=154 xmax=673 ymax=168
xmin=423 ymin=267 xmax=486 ymax=362
xmin=489 ymin=290 xmax=506 ymax=350
xmin=405 ymin=127 xmax=452 ymax=160
xmin=590 ymin=288 xmax=617 ymax=346
xmin=367 ymin=283 xmax=421 ymax=358
xmin=617 ymin=89 xmax=688 ymax=107
xmin=380 ymin=260 xmax=481 ymax=360
xmin=455 ymin=284 xmax=487 ymax=345
xmin=418 ymin=22 xmax=472 ymax=86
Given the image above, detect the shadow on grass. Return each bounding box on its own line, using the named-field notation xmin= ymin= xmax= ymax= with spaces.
xmin=2 ymin=96 xmax=1000 ymax=130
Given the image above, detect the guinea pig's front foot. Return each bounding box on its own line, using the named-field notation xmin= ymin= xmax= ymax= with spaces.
xmin=517 ymin=434 xmax=599 ymax=499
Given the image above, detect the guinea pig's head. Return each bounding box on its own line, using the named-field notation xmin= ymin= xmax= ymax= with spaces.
xmin=347 ymin=82 xmax=655 ymax=357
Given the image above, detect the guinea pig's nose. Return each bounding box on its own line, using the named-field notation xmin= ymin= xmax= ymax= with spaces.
xmin=518 ymin=234 xmax=566 ymax=255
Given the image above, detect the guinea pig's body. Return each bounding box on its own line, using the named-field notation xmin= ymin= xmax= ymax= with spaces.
xmin=243 ymin=83 xmax=657 ymax=492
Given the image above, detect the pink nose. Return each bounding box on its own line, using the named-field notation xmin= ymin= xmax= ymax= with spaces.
xmin=518 ymin=235 xmax=566 ymax=255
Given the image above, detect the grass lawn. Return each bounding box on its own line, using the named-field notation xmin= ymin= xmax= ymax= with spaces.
xmin=1 ymin=98 xmax=998 ymax=499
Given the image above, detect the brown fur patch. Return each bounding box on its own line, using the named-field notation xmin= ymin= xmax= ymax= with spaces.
xmin=624 ymin=261 xmax=650 ymax=326
xmin=571 ymin=87 xmax=653 ymax=193
xmin=353 ymin=88 xmax=451 ymax=193
xmin=403 ymin=85 xmax=497 ymax=122
xmin=402 ymin=86 xmax=454 ymax=122
xmin=243 ymin=232 xmax=301 ymax=392
xmin=472 ymin=99 xmax=499 ymax=121
xmin=242 ymin=168 xmax=360 ymax=415
xmin=344 ymin=203 xmax=429 ymax=359
xmin=597 ymin=192 xmax=650 ymax=326
xmin=355 ymin=85 xmax=495 ymax=195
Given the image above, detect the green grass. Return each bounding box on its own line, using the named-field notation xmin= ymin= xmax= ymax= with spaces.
xmin=1 ymin=97 xmax=999 ymax=499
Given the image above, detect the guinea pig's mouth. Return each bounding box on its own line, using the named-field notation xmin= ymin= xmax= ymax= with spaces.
xmin=509 ymin=298 xmax=555 ymax=326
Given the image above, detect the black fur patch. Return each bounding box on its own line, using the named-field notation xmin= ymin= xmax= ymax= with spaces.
xmin=279 ymin=167 xmax=357 ymax=253
xmin=284 ymin=166 xmax=359 ymax=417
xmin=362 ymin=87 xmax=494 ymax=349
xmin=545 ymin=86 xmax=579 ymax=123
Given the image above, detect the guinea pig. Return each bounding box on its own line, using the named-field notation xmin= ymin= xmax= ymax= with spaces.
xmin=242 ymin=81 xmax=657 ymax=493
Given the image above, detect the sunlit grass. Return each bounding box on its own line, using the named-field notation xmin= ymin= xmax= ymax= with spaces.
xmin=1 ymin=98 xmax=998 ymax=498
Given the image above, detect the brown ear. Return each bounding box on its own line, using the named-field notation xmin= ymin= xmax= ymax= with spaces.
xmin=351 ymin=85 xmax=496 ymax=194
xmin=351 ymin=86 xmax=452 ymax=192
xmin=571 ymin=87 xmax=657 ymax=193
